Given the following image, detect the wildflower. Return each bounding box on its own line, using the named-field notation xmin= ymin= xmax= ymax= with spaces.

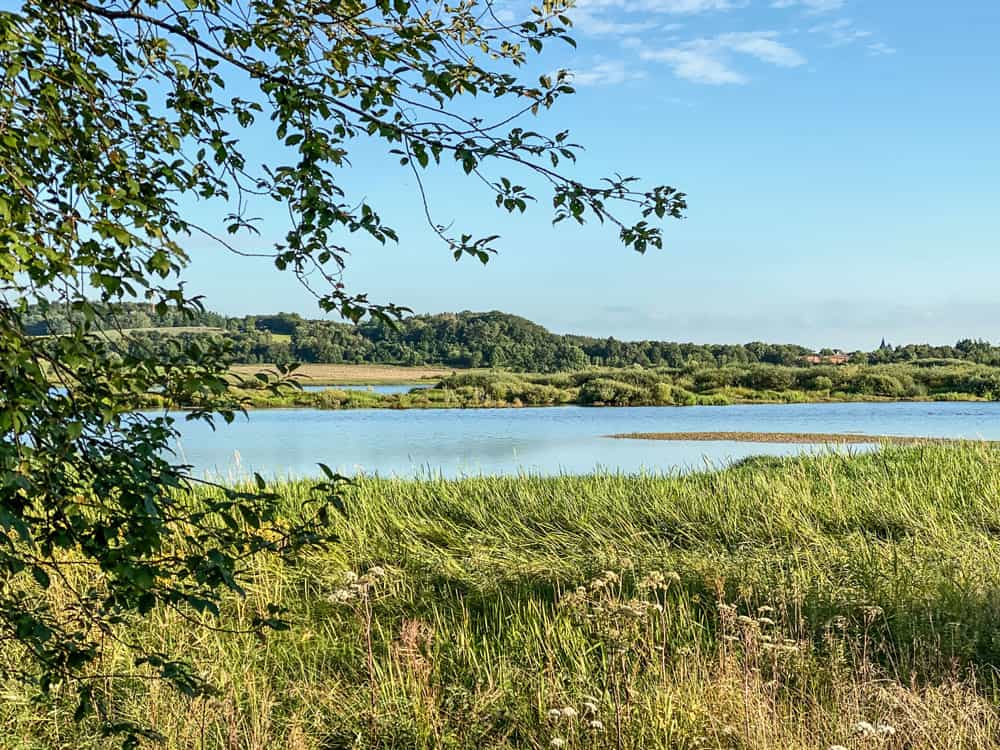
xmin=329 ymin=588 xmax=357 ymax=603
xmin=343 ymin=571 xmax=358 ymax=584
xmin=561 ymin=706 xmax=578 ymax=719
xmin=852 ymin=721 xmax=876 ymax=737
xmin=830 ymin=745 xmax=849 ymax=750
xmin=757 ymin=605 xmax=775 ymax=614
xmin=367 ymin=565 xmax=386 ymax=578
xmin=876 ymin=724 xmax=896 ymax=737
xmin=550 ymin=738 xmax=566 ymax=748
xmin=757 ymin=617 xmax=775 ymax=626
xmin=736 ymin=615 xmax=758 ymax=627
xmin=641 ymin=571 xmax=665 ymax=587
xmin=546 ymin=709 xmax=563 ymax=721
xmin=588 ymin=720 xmax=604 ymax=731
xmin=582 ymin=701 xmax=599 ymax=715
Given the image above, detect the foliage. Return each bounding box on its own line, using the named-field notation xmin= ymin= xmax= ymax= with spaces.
xmin=0 ymin=0 xmax=684 ymax=741
xmin=29 ymin=304 xmax=1000 ymax=373
xmin=6 ymin=445 xmax=1000 ymax=747
xmin=186 ymin=361 xmax=1000 ymax=411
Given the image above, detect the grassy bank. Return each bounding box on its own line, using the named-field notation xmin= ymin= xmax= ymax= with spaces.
xmin=7 ymin=444 xmax=1000 ymax=748
xmin=154 ymin=363 xmax=1000 ymax=410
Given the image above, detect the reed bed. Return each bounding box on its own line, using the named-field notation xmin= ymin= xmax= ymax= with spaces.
xmin=6 ymin=443 xmax=1000 ymax=748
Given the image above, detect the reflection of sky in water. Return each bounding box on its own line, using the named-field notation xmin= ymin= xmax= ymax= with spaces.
xmin=300 ymin=383 xmax=432 ymax=395
xmin=160 ymin=401 xmax=1000 ymax=480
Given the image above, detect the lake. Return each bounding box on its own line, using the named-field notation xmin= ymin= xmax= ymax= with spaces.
xmin=164 ymin=401 xmax=1000 ymax=480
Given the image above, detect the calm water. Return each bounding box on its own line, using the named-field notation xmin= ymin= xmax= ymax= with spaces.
xmin=164 ymin=401 xmax=1000 ymax=480
xmin=301 ymin=383 xmax=432 ymax=394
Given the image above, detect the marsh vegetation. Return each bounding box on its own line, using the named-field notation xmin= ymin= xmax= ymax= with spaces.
xmin=7 ymin=444 xmax=1000 ymax=748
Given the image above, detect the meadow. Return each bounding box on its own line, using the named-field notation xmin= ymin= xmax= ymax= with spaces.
xmin=7 ymin=443 xmax=1000 ymax=748
xmin=229 ymin=363 xmax=455 ymax=385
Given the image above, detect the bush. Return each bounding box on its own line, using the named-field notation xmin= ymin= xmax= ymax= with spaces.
xmin=852 ymin=373 xmax=905 ymax=397
xmin=578 ymin=378 xmax=648 ymax=405
xmin=742 ymin=366 xmax=795 ymax=391
xmin=807 ymin=375 xmax=834 ymax=391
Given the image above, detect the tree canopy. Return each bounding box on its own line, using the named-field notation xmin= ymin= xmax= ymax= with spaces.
xmin=0 ymin=0 xmax=685 ymax=741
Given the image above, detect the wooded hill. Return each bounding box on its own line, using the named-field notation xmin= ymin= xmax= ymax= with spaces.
xmin=21 ymin=303 xmax=1000 ymax=372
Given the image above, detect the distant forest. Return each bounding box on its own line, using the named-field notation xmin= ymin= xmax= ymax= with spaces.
xmin=21 ymin=303 xmax=1000 ymax=372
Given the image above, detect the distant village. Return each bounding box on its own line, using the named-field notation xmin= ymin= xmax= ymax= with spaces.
xmin=801 ymin=339 xmax=893 ymax=366
xmin=801 ymin=351 xmax=851 ymax=365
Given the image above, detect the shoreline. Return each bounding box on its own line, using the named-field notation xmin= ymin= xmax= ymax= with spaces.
xmin=607 ymin=431 xmax=994 ymax=445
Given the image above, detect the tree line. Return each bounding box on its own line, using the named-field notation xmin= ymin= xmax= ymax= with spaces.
xmin=22 ymin=303 xmax=1000 ymax=372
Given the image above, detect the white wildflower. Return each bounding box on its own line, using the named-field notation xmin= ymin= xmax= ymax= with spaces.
xmin=546 ymin=709 xmax=562 ymax=721
xmin=829 ymin=745 xmax=849 ymax=750
xmin=757 ymin=617 xmax=775 ymax=626
xmin=329 ymin=588 xmax=356 ymax=603
xmin=852 ymin=721 xmax=876 ymax=737
xmin=561 ymin=706 xmax=578 ymax=719
xmin=367 ymin=565 xmax=386 ymax=578
xmin=550 ymin=738 xmax=566 ymax=748
xmin=588 ymin=720 xmax=604 ymax=731
xmin=582 ymin=701 xmax=599 ymax=715
xmin=876 ymin=724 xmax=896 ymax=737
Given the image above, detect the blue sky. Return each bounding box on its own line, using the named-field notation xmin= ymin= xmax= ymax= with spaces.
xmin=181 ymin=0 xmax=1000 ymax=349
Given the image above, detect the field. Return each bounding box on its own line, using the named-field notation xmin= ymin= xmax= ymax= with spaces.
xmin=229 ymin=362 xmax=458 ymax=385
xmin=8 ymin=443 xmax=1000 ymax=748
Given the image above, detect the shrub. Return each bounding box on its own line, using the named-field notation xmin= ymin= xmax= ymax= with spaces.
xmin=578 ymin=378 xmax=648 ymax=405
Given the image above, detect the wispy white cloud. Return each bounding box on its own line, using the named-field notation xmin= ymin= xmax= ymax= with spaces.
xmin=571 ymin=10 xmax=656 ymax=36
xmin=771 ymin=0 xmax=844 ymax=12
xmin=634 ymin=0 xmax=740 ymax=12
xmin=640 ymin=31 xmax=806 ymax=84
xmin=568 ymin=0 xmax=737 ymax=39
xmin=808 ymin=18 xmax=873 ymax=47
xmin=570 ymin=60 xmax=647 ymax=86
xmin=571 ymin=0 xmax=739 ymax=14
xmin=642 ymin=46 xmax=748 ymax=83
xmin=866 ymin=41 xmax=897 ymax=56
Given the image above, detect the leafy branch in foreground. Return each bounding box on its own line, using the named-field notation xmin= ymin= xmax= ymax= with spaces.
xmin=0 ymin=0 xmax=684 ymax=741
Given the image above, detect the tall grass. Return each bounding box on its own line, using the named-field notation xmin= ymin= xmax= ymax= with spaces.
xmin=6 ymin=444 xmax=1000 ymax=748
